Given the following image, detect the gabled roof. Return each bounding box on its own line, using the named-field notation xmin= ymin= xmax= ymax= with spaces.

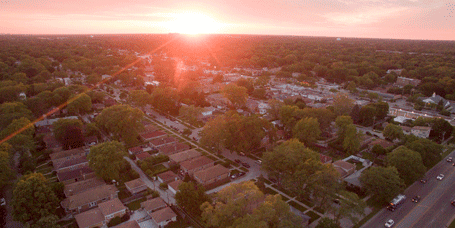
xmin=193 ymin=164 xmax=230 ymax=183
xmin=412 ymin=126 xmax=431 ymax=131
xmin=50 ymin=147 xmax=87 ymax=161
xmin=74 ymin=207 xmax=104 ymax=228
xmin=98 ymin=198 xmax=126 ymax=216
xmin=141 ymin=197 xmax=167 ymax=213
xmin=54 ymin=156 xmax=88 ymax=170
xmin=159 ymin=142 xmax=191 ymax=156
xmin=332 ymin=160 xmax=355 ymax=172
xmin=151 ymin=207 xmax=177 ymax=224
xmin=157 ymin=170 xmax=178 ymax=182
xmin=168 ymin=179 xmax=183 ymax=192
xmin=136 ymin=152 xmax=151 ymax=160
xmin=149 ymin=136 xmax=177 ymax=147
xmin=124 ymin=178 xmax=146 ymax=190
xmin=57 ymin=167 xmax=94 ymax=182
xmin=114 ymin=220 xmax=141 ymax=228
xmin=64 ymin=178 xmax=105 ymax=197
xmin=168 ymin=149 xmax=201 ymax=163
xmin=61 ymin=185 xmax=118 ymax=210
xmin=140 ymin=131 xmax=167 ymax=140
xmin=180 ymin=156 xmax=214 ymax=171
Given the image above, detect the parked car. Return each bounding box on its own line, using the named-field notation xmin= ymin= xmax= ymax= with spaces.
xmin=0 ymin=198 xmax=5 ymax=206
xmin=411 ymin=196 xmax=421 ymax=203
xmin=447 ymin=157 xmax=453 ymax=162
xmin=242 ymin=162 xmax=250 ymax=168
xmin=385 ymin=219 xmax=394 ymax=227
xmin=256 ymin=159 xmax=262 ymax=165
xmin=234 ymin=159 xmax=241 ymax=163
xmin=420 ymin=179 xmax=427 ymax=184
xmin=451 ymin=200 xmax=455 ymax=206
xmin=437 ymin=174 xmax=445 ymax=180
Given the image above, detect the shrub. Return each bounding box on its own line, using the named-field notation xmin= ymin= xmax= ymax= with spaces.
xmin=159 ymin=183 xmax=168 ymax=190
xmin=107 ymin=216 xmax=122 ymax=227
xmin=121 ymin=213 xmax=130 ymax=222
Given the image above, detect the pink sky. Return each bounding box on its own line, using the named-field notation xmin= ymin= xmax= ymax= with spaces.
xmin=0 ymin=0 xmax=453 ymax=40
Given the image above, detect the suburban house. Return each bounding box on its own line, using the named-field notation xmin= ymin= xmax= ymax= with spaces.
xmin=124 ymin=178 xmax=147 ymax=195
xmin=168 ymin=180 xmax=183 ymax=195
xmin=57 ymin=167 xmax=95 ymax=185
xmin=368 ymin=138 xmax=394 ymax=150
xmin=135 ymin=152 xmax=151 ymax=161
xmin=64 ymin=178 xmax=105 ymax=197
xmin=320 ymin=154 xmax=333 ymax=164
xmin=193 ymin=164 xmax=230 ymax=186
xmin=157 ymin=170 xmax=179 ymax=183
xmin=180 ymin=156 xmax=214 ymax=177
xmin=49 ymin=147 xmax=89 ymax=168
xmin=53 ymin=156 xmax=89 ymax=173
xmin=74 ymin=207 xmax=105 ymax=228
xmin=43 ymin=134 xmax=62 ymax=150
xmin=411 ymin=126 xmax=431 ymax=138
xmin=61 ymin=184 xmax=119 ymax=214
xmin=151 ymin=207 xmax=177 ymax=228
xmin=168 ymin=149 xmax=201 ymax=164
xmin=395 ymin=76 xmax=420 ymax=87
xmin=149 ymin=136 xmax=177 ymax=148
xmin=128 ymin=144 xmax=153 ymax=155
xmin=114 ymin=220 xmax=141 ymax=228
xmin=140 ymin=124 xmax=158 ymax=134
xmin=98 ymin=198 xmax=127 ymax=221
xmin=141 ymin=197 xmax=167 ymax=214
xmin=332 ymin=160 xmax=356 ymax=178
xmin=139 ymin=131 xmax=167 ymax=141
xmin=158 ymin=142 xmax=191 ymax=156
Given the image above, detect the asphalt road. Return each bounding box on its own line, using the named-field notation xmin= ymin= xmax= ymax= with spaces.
xmin=362 ymin=150 xmax=455 ymax=228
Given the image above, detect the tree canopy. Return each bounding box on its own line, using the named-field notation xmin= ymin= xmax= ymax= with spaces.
xmin=87 ymin=141 xmax=128 ymax=181
xmin=175 ymin=182 xmax=210 ymax=216
xmin=387 ymin=146 xmax=426 ymax=185
xmin=360 ymin=166 xmax=405 ymax=204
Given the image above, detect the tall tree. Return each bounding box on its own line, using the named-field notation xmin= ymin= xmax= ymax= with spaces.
xmin=12 ymin=173 xmax=59 ymax=225
xmin=67 ymin=93 xmax=92 ymax=115
xmin=343 ymin=124 xmax=361 ymax=155
xmin=329 ymin=191 xmax=366 ymax=226
xmin=360 ymin=166 xmax=405 ymax=204
xmin=335 ymin=115 xmax=353 ymax=142
xmin=383 ymin=123 xmax=404 ymax=141
xmin=175 ymin=182 xmax=210 ymax=216
xmin=179 ymin=105 xmax=203 ymax=125
xmin=221 ymin=83 xmax=248 ymax=109
xmin=387 ymin=146 xmax=426 ymax=185
xmin=405 ymin=138 xmax=443 ymax=168
xmin=87 ymin=141 xmax=127 ymax=181
xmin=267 ymin=99 xmax=284 ymax=120
xmin=333 ymin=92 xmax=354 ymax=116
xmin=0 ymin=117 xmax=35 ymax=153
xmin=52 ymin=118 xmax=83 ymax=145
xmin=0 ymin=102 xmax=33 ymax=129
xmin=130 ymin=90 xmax=152 ymax=107
xmin=0 ymin=143 xmax=13 ymax=188
xmin=293 ymin=117 xmax=321 ymax=146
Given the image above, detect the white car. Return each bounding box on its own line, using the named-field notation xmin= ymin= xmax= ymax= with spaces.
xmin=385 ymin=219 xmax=394 ymax=227
xmin=437 ymin=174 xmax=445 ymax=180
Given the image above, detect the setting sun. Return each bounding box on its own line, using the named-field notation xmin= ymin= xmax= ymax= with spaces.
xmin=167 ymin=12 xmax=221 ymax=34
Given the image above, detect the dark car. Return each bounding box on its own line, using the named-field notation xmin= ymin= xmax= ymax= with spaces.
xmin=234 ymin=159 xmax=241 ymax=163
xmin=242 ymin=162 xmax=250 ymax=168
xmin=452 ymin=200 xmax=455 ymax=206
xmin=420 ymin=179 xmax=427 ymax=184
xmin=411 ymin=196 xmax=421 ymax=203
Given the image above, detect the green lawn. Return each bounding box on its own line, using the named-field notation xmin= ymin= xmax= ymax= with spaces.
xmin=126 ymin=197 xmax=147 ymax=211
xmin=305 ymin=210 xmax=321 ymax=224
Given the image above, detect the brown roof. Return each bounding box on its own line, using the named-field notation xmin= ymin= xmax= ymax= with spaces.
xmin=74 ymin=208 xmax=104 ymax=228
xmin=140 ymin=131 xmax=166 ymax=140
xmin=114 ymin=220 xmax=141 ymax=228
xmin=168 ymin=179 xmax=183 ymax=192
xmin=168 ymin=149 xmax=201 ymax=163
xmin=180 ymin=156 xmax=214 ymax=171
xmin=98 ymin=198 xmax=126 ymax=217
xmin=140 ymin=124 xmax=159 ymax=134
xmin=128 ymin=146 xmax=144 ymax=154
xmin=332 ymin=160 xmax=355 ymax=172
xmin=159 ymin=142 xmax=191 ymax=156
xmin=412 ymin=126 xmax=431 ymax=131
xmin=49 ymin=147 xmax=87 ymax=161
xmin=54 ymin=156 xmax=88 ymax=171
xmin=149 ymin=136 xmax=177 ymax=147
xmin=136 ymin=152 xmax=151 ymax=160
xmin=193 ymin=164 xmax=230 ymax=183
xmin=334 ymin=166 xmax=348 ymax=178
xmin=157 ymin=170 xmax=178 ymax=182
xmin=61 ymin=185 xmax=119 ymax=210
xmin=57 ymin=167 xmax=94 ymax=182
xmin=124 ymin=178 xmax=146 ymax=190
xmin=151 ymin=207 xmax=177 ymax=224
xmin=64 ymin=178 xmax=105 ymax=197
xmin=141 ymin=197 xmax=167 ymax=213
xmin=319 ymin=154 xmax=332 ymax=164
xmin=369 ymin=139 xmax=394 ymax=149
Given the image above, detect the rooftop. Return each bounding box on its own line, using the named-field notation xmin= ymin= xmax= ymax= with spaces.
xmin=151 ymin=207 xmax=177 ymax=224
xmin=98 ymin=198 xmax=126 ymax=217
xmin=180 ymin=156 xmax=214 ymax=171
xmin=124 ymin=178 xmax=146 ymax=190
xmin=74 ymin=207 xmax=104 ymax=228
xmin=61 ymin=184 xmax=118 ymax=210
xmin=141 ymin=197 xmax=167 ymax=213
xmin=168 ymin=149 xmax=201 ymax=163
xmin=64 ymin=178 xmax=105 ymax=197
xmin=193 ymin=164 xmax=230 ymax=183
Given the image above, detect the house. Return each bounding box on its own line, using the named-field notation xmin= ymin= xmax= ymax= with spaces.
xmin=124 ymin=178 xmax=147 ymax=195
xmin=396 ymin=76 xmax=420 ymax=87
xmin=139 ymin=131 xmax=167 ymax=141
xmin=193 ymin=164 xmax=230 ymax=186
xmin=140 ymin=124 xmax=158 ymax=134
xmin=50 ymin=147 xmax=89 ymax=168
xmin=158 ymin=142 xmax=191 ymax=156
xmin=320 ymin=154 xmax=333 ymax=164
xmin=180 ymin=156 xmax=214 ymax=177
xmin=157 ymin=171 xmax=179 ymax=183
xmin=368 ymin=139 xmax=394 ymax=150
xmin=411 ymin=126 xmax=431 ymax=138
xmin=74 ymin=207 xmax=105 ymax=228
xmin=332 ymin=160 xmax=356 ymax=178
xmin=151 ymin=207 xmax=177 ymax=228
xmin=421 ymin=92 xmax=455 ymax=113
xmin=128 ymin=144 xmax=153 ymax=155
xmin=114 ymin=220 xmax=141 ymax=228
xmin=141 ymin=197 xmax=167 ymax=214
xmin=168 ymin=180 xmax=183 ymax=195
xmin=168 ymin=149 xmax=201 ymax=164
xmin=57 ymin=167 xmax=96 ymax=185
xmin=61 ymin=184 xmax=119 ymax=214
xmin=135 ymin=152 xmax=151 ymax=161
xmin=64 ymin=178 xmax=105 ymax=197
xmin=92 ymin=103 xmax=106 ymax=111
xmin=43 ymin=134 xmax=62 ymax=150
xmin=199 ymin=107 xmax=217 ymax=121
xmin=84 ymin=136 xmax=99 ymax=147
xmin=98 ymin=198 xmax=127 ymax=221
xmin=149 ymin=136 xmax=177 ymax=148
xmin=53 ymin=156 xmax=89 ymax=173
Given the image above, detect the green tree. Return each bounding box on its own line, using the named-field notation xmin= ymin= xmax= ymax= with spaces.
xmin=221 ymin=83 xmax=248 ymax=108
xmin=329 ymin=191 xmax=366 ymax=226
xmin=371 ymin=144 xmax=387 ymax=156
xmin=52 ymin=118 xmax=84 ymax=145
xmin=88 ymin=141 xmax=127 ymax=181
xmin=0 ymin=143 xmax=13 ymax=188
xmin=293 ymin=117 xmax=321 ymax=145
xmin=12 ymin=173 xmax=59 ymax=225
xmin=0 ymin=117 xmax=35 ymax=152
xmin=67 ymin=93 xmax=92 ymax=115
xmin=199 ymin=115 xmax=227 ymax=153
xmin=335 ymin=115 xmax=353 ymax=142
xmin=405 ymin=138 xmax=443 ymax=168
xmin=0 ymin=102 xmax=33 ymax=129
xmin=315 ymin=218 xmax=340 ymax=228
xmin=387 ymin=146 xmax=426 ymax=185
xmin=360 ymin=166 xmax=405 ymax=204
xmin=430 ymin=118 xmax=453 ymax=141
xmin=95 ymin=104 xmax=144 ymax=146
xmin=179 ymin=105 xmax=203 ymax=125
xmin=343 ymin=124 xmax=360 ymax=155
xmin=130 ymin=90 xmax=152 ymax=107
xmin=201 ymin=181 xmax=302 ymax=228
xmin=150 ymin=87 xmax=179 ymax=114
xmin=32 ymin=215 xmax=59 ymax=228
xmin=175 ymin=182 xmax=210 ymax=216
xmin=333 ymin=93 xmax=354 ymax=116
xmin=383 ymin=123 xmax=404 ymax=141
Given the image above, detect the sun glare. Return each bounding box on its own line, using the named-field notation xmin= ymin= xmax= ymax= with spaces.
xmin=168 ymin=12 xmax=221 ymax=34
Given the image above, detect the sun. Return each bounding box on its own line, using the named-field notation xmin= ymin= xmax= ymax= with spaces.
xmin=168 ymin=12 xmax=221 ymax=34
